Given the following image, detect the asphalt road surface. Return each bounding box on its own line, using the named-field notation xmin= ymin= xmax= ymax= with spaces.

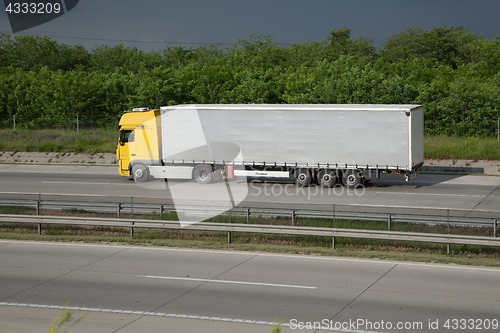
xmin=0 ymin=165 xmax=499 ymax=218
xmin=1 ymin=166 xmax=499 ymax=332
xmin=1 ymin=240 xmax=500 ymax=333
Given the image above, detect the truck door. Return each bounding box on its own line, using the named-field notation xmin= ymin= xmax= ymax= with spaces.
xmin=118 ymin=129 xmax=136 ymax=174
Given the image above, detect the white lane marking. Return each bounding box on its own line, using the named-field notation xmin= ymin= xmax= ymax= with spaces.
xmin=41 ymin=181 xmax=133 ymax=186
xmin=0 ymin=170 xmax=117 ymax=175
xmin=0 ymin=302 xmax=382 ymax=332
xmin=356 ymin=203 xmax=499 ymax=213
xmin=141 ymin=275 xmax=317 ymax=290
xmin=0 ymin=191 xmax=106 ymax=197
xmin=374 ymin=191 xmax=484 ymax=198
xmin=6 ymin=241 xmax=500 ymax=273
xmin=0 ymin=302 xmax=277 ymax=326
xmin=352 ymin=203 xmax=472 ymax=211
xmin=1 ymin=240 xmax=401 ymax=265
xmin=395 ymin=262 xmax=500 ymax=273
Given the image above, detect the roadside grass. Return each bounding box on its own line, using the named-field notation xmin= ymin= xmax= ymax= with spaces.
xmin=425 ymin=135 xmax=500 ymax=160
xmin=0 ymin=206 xmax=35 ymax=214
xmin=0 ymin=128 xmax=116 ymax=154
xmin=1 ymin=206 xmax=499 ymax=267
xmin=0 ymin=129 xmax=499 ymax=160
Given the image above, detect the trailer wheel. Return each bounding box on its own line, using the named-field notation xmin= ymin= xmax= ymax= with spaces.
xmin=318 ymin=169 xmax=337 ymax=188
xmin=295 ymin=168 xmax=312 ymax=187
xmin=193 ymin=165 xmax=213 ymax=184
xmin=342 ymin=170 xmax=363 ymax=188
xmin=132 ymin=164 xmax=149 ymax=182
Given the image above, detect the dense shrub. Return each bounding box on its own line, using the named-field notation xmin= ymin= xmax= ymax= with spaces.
xmin=1 ymin=27 xmax=499 ymax=135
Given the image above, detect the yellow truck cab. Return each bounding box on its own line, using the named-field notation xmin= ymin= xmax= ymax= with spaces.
xmin=116 ymin=107 xmax=161 ymax=179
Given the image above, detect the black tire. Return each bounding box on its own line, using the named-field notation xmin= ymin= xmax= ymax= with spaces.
xmin=318 ymin=169 xmax=337 ymax=188
xmin=295 ymin=168 xmax=312 ymax=187
xmin=193 ymin=165 xmax=213 ymax=184
xmin=131 ymin=164 xmax=149 ymax=182
xmin=342 ymin=170 xmax=363 ymax=188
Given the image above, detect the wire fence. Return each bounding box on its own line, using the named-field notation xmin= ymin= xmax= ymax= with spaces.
xmin=0 ymin=114 xmax=119 ymax=131
xmin=0 ymin=115 xmax=499 ymax=140
xmin=425 ymin=117 xmax=500 ymax=139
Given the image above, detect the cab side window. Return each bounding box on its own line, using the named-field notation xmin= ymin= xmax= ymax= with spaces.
xmin=120 ymin=130 xmax=135 ymax=143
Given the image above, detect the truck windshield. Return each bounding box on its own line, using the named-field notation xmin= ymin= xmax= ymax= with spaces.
xmin=119 ymin=130 xmax=135 ymax=143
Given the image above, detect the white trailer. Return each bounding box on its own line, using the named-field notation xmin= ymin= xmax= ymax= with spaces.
xmin=128 ymin=104 xmax=424 ymax=187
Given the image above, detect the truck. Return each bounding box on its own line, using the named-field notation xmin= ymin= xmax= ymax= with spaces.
xmin=117 ymin=104 xmax=424 ymax=187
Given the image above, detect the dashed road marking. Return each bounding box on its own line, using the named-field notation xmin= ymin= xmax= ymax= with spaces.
xmin=141 ymin=275 xmax=317 ymax=289
xmin=0 ymin=302 xmax=385 ymax=332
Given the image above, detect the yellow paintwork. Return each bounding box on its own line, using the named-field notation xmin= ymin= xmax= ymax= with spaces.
xmin=116 ymin=109 xmax=161 ymax=177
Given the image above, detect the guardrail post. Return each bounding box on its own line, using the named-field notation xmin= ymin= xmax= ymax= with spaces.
xmin=117 ymin=203 xmax=122 ymax=218
xmin=131 ymin=197 xmax=134 ymax=217
xmin=160 ymin=205 xmax=163 ymax=219
xmin=447 ymin=210 xmax=450 ymax=234
xmin=130 ymin=221 xmax=134 ymax=238
xmin=387 ymin=214 xmax=392 ymax=231
xmin=332 ymin=236 xmax=336 ymax=249
xmin=494 ymin=220 xmax=498 ymax=238
xmin=447 ymin=210 xmax=450 ymax=255
xmin=246 ymin=208 xmax=250 ymax=224
xmin=227 ymin=207 xmax=232 ymax=243
xmin=292 ymin=210 xmax=296 ymax=226
xmin=36 ymin=194 xmax=42 ymax=233
xmin=333 ymin=204 xmax=336 ymax=228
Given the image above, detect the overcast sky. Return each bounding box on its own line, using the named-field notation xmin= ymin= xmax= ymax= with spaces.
xmin=1 ymin=0 xmax=500 ymax=51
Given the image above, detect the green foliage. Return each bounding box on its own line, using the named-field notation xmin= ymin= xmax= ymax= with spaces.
xmin=270 ymin=322 xmax=283 ymax=333
xmin=1 ymin=27 xmax=499 ymax=137
xmin=381 ymin=27 xmax=477 ymax=68
xmin=48 ymin=304 xmax=86 ymax=333
xmin=327 ymin=27 xmax=377 ymax=60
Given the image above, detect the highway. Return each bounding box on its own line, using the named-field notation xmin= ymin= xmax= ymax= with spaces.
xmin=1 ymin=240 xmax=500 ymax=333
xmin=1 ymin=165 xmax=500 ymax=332
xmin=0 ymin=164 xmax=499 ymax=218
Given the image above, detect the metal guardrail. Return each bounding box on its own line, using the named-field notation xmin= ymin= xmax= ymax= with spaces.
xmin=1 ymin=214 xmax=500 ymax=250
xmin=1 ymin=196 xmax=499 ymax=254
xmin=0 ymin=198 xmax=498 ymax=234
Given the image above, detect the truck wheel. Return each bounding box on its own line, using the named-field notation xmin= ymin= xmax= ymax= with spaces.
xmin=295 ymin=168 xmax=312 ymax=187
xmin=193 ymin=165 xmax=213 ymax=184
xmin=132 ymin=164 xmax=149 ymax=182
xmin=318 ymin=169 xmax=337 ymax=188
xmin=342 ymin=170 xmax=363 ymax=188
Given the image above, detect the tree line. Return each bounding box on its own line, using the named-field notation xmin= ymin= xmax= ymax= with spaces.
xmin=0 ymin=27 xmax=499 ymax=136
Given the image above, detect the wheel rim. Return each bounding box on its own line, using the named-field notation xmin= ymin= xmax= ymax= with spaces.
xmin=319 ymin=171 xmax=336 ymax=187
xmin=344 ymin=172 xmax=361 ymax=186
xmin=295 ymin=169 xmax=310 ymax=186
xmin=194 ymin=166 xmax=213 ymax=184
xmin=298 ymin=173 xmax=307 ymax=182
xmin=199 ymin=170 xmax=208 ymax=181
xmin=134 ymin=168 xmax=143 ymax=178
